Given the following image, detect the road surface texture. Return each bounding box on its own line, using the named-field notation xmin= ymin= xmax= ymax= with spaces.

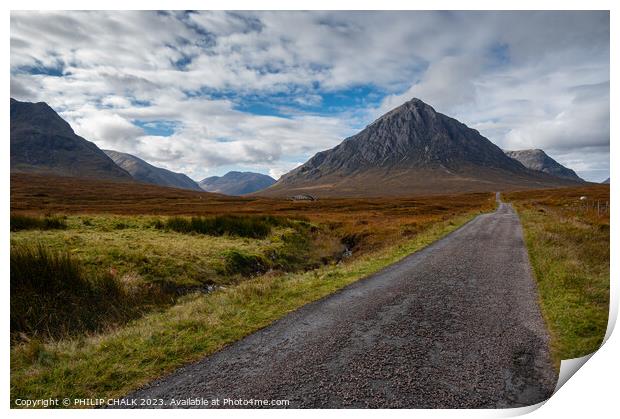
xmin=122 ymin=200 xmax=557 ymax=408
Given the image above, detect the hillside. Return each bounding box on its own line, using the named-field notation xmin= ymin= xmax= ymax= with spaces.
xmin=104 ymin=150 xmax=203 ymax=191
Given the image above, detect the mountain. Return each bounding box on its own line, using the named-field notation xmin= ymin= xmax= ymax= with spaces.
xmin=260 ymin=98 xmax=580 ymax=197
xmin=199 ymin=171 xmax=276 ymax=195
xmin=103 ymin=150 xmax=203 ymax=191
xmin=504 ymin=149 xmax=583 ymax=182
xmin=10 ymin=98 xmax=132 ymax=180
xmin=602 ymin=178 xmax=610 ymax=184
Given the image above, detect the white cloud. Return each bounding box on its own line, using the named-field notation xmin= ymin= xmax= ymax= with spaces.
xmin=378 ymin=54 xmax=483 ymax=115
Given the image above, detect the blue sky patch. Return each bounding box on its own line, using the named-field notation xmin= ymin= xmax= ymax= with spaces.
xmin=487 ymin=43 xmax=511 ymax=68
xmin=134 ymin=120 xmax=178 ymax=137
xmin=193 ymin=84 xmax=388 ymax=119
xmin=16 ymin=64 xmax=64 ymax=77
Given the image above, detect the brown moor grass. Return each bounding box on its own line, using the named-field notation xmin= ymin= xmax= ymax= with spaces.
xmin=11 ymin=172 xmax=496 ymax=255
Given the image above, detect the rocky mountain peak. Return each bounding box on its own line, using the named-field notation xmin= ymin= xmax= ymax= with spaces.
xmin=278 ymin=97 xmax=524 ymax=185
xmin=504 ymin=149 xmax=583 ymax=182
xmin=10 ymin=97 xmax=75 ymax=137
xmin=366 ymin=97 xmax=438 ymax=131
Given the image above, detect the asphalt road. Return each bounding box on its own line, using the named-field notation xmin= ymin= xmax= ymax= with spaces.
xmin=122 ymin=199 xmax=557 ymax=408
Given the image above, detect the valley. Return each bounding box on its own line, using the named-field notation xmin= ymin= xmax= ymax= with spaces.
xmin=10 ymin=174 xmax=496 ymax=405
xmin=10 ymin=177 xmax=609 ymax=407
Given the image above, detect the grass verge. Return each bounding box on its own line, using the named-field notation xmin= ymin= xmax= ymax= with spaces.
xmin=10 ymin=211 xmax=480 ymax=407
xmin=507 ymin=186 xmax=610 ymax=368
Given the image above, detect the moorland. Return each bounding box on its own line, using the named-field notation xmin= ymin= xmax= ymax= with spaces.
xmin=10 ymin=173 xmax=610 ymax=405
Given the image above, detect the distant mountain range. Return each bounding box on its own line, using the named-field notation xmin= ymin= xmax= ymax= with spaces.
xmin=11 ymin=97 xmax=586 ymax=198
xmin=260 ymin=98 xmax=581 ymax=197
xmin=199 ymin=171 xmax=276 ymax=195
xmin=103 ymin=150 xmax=203 ymax=191
xmin=10 ymin=98 xmax=132 ymax=180
xmin=504 ymin=149 xmax=583 ymax=182
xmin=602 ymin=178 xmax=610 ymax=184
xmin=10 ymin=98 xmax=278 ymax=194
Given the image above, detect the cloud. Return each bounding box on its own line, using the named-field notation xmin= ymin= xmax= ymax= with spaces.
xmin=269 ymin=162 xmax=302 ymax=180
xmin=10 ymin=11 xmax=609 ymax=181
xmin=378 ymin=54 xmax=482 ymax=115
xmin=72 ymin=112 xmax=145 ymax=148
xmin=10 ymin=77 xmax=35 ymax=99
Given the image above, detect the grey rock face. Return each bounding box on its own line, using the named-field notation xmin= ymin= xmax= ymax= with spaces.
xmin=504 ymin=149 xmax=584 ymax=182
xmin=278 ymin=98 xmax=527 ymax=185
xmin=103 ymin=150 xmax=203 ymax=191
xmin=199 ymin=171 xmax=276 ymax=195
xmin=10 ymin=98 xmax=132 ymax=180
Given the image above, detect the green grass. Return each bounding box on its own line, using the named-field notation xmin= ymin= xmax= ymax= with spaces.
xmin=10 ymin=211 xmax=480 ymax=407
xmin=515 ymin=207 xmax=609 ymax=367
xmin=10 ymin=215 xmax=317 ymax=289
xmin=218 ymin=249 xmax=270 ymax=276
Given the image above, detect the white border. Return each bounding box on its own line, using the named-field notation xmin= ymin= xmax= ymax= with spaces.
xmin=2 ymin=2 xmax=616 ymax=418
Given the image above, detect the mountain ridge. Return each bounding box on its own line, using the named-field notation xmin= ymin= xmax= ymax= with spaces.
xmin=199 ymin=171 xmax=276 ymax=195
xmin=103 ymin=150 xmax=203 ymax=191
xmin=504 ymin=149 xmax=583 ymax=182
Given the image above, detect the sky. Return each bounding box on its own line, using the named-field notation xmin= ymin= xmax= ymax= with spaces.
xmin=10 ymin=11 xmax=610 ymax=182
